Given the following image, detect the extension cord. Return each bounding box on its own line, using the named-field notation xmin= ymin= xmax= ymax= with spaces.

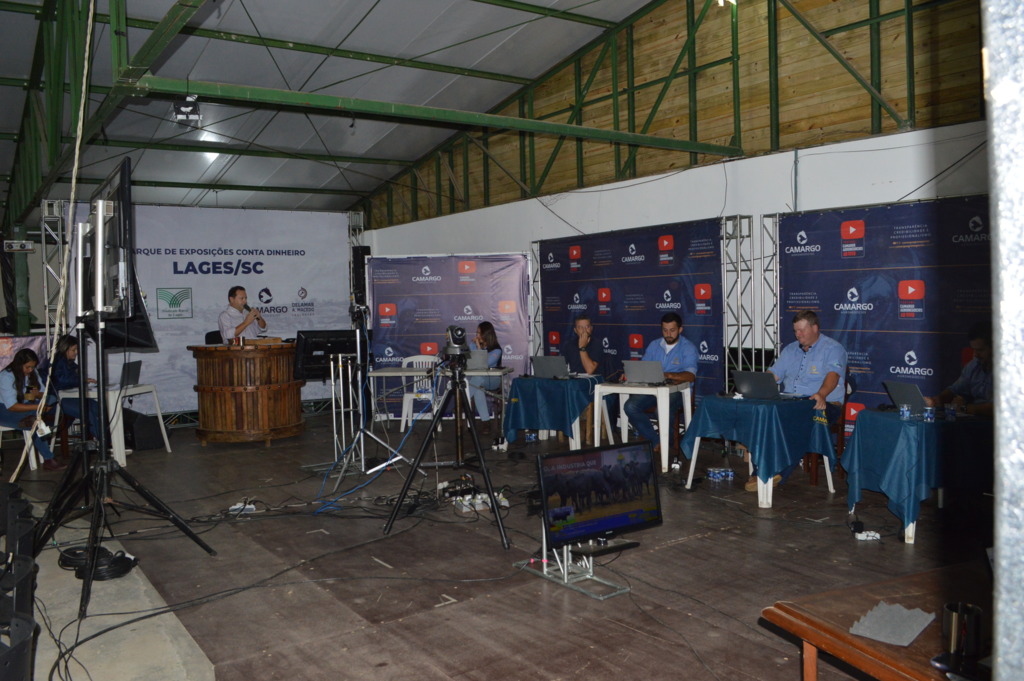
xmin=453 ymin=496 xmax=475 ymax=513
xmin=229 ymin=503 xmax=256 ymax=514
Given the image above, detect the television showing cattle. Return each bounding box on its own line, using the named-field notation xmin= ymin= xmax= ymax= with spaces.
xmin=537 ymin=441 xmax=663 ymax=547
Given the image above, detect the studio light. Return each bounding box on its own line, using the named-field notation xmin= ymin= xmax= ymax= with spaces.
xmin=172 ymin=95 xmax=201 ymax=124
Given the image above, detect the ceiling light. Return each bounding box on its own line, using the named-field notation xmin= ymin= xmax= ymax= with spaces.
xmin=718 ymin=0 xmax=736 ymax=5
xmin=173 ymin=95 xmax=201 ymax=124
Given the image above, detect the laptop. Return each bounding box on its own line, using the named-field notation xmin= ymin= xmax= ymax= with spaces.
xmin=731 ymin=370 xmax=783 ymax=399
xmin=466 ymin=350 xmax=489 ymax=370
xmin=621 ymin=360 xmax=667 ymax=386
xmin=532 ymin=355 xmax=570 ymax=379
xmin=883 ymin=380 xmax=928 ymax=416
xmin=117 ymin=360 xmax=142 ymax=389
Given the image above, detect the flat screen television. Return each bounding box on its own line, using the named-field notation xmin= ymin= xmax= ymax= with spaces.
xmin=293 ymin=329 xmax=365 ymax=381
xmin=537 ymin=441 xmax=663 ymax=549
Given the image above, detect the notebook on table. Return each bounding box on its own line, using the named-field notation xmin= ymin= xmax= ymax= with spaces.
xmin=731 ymin=370 xmax=784 ymax=399
xmin=883 ymin=380 xmax=928 ymax=416
xmin=466 ymin=350 xmax=489 ymax=370
xmin=531 ymin=355 xmax=570 ymax=379
xmin=621 ymin=360 xmax=668 ymax=386
xmin=117 ymin=360 xmax=142 ymax=389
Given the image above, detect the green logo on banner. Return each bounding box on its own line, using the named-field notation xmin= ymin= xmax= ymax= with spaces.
xmin=156 ymin=288 xmax=193 ymax=319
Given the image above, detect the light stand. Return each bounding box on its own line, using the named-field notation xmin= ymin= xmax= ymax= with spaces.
xmin=382 ymin=328 xmax=510 ymax=549
xmin=33 ymin=210 xmax=215 ymax=619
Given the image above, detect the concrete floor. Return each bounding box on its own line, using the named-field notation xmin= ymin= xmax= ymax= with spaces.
xmin=5 ymin=412 xmax=991 ymax=681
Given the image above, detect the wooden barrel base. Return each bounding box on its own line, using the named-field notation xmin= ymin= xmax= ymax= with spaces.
xmin=188 ymin=343 xmax=305 ymax=447
xmin=197 ymin=420 xmax=305 ymax=447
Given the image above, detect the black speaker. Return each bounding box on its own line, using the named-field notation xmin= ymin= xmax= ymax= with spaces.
xmin=122 ymin=408 xmax=166 ymax=451
xmin=351 ymin=245 xmax=371 ymax=305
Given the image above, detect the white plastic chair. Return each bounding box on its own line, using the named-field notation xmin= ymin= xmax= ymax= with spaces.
xmin=0 ymin=425 xmax=42 ymax=471
xmin=399 ymin=355 xmax=443 ymax=433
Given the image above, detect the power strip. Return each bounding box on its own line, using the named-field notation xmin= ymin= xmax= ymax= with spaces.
xmin=229 ymin=503 xmax=256 ymax=514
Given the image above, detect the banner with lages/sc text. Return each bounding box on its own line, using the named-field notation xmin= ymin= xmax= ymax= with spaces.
xmin=366 ymin=254 xmax=530 ymax=415
xmin=779 ymin=194 xmax=991 ymax=432
xmin=538 ymin=219 xmax=725 ymax=399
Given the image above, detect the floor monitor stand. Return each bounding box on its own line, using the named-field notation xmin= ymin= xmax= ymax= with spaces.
xmin=514 ymin=518 xmax=632 ymax=600
xmin=382 ymin=359 xmax=510 ymax=549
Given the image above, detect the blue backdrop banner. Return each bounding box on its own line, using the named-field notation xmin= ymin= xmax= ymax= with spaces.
xmin=538 ymin=220 xmax=725 ymax=399
xmin=367 ymin=254 xmax=530 ymax=414
xmin=779 ymin=195 xmax=990 ymax=430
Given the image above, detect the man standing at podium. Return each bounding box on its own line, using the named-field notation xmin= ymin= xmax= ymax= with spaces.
xmin=219 ymin=286 xmax=266 ymax=343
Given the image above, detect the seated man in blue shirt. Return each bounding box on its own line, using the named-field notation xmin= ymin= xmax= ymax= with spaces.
xmin=623 ymin=313 xmax=697 ymax=452
xmin=744 ymin=309 xmax=847 ymax=490
xmin=926 ymin=321 xmax=993 ymax=417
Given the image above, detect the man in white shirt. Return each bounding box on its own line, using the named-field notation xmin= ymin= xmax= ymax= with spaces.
xmin=218 ymin=286 xmax=266 ymax=343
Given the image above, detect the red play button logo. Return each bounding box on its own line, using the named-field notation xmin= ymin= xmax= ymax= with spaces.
xmin=569 ymin=246 xmax=581 ymax=260
xmin=658 ymin=235 xmax=674 ymax=251
xmin=420 ymin=342 xmax=438 ymax=355
xmin=378 ymin=303 xmax=396 ymax=316
xmin=841 ymin=220 xmax=865 ymax=239
xmin=598 ymin=288 xmax=611 ymax=302
xmin=459 ymin=261 xmax=476 ymax=274
xmin=694 ymin=284 xmax=712 ymax=300
xmin=548 ymin=331 xmax=561 ymax=345
xmin=499 ymin=300 xmax=516 ymax=314
xmin=899 ymin=280 xmax=925 ymax=299
xmin=629 ymin=334 xmax=644 ymax=349
xmin=846 ymin=402 xmax=865 ymax=421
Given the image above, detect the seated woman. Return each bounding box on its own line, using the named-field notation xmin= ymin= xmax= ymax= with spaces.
xmin=0 ymin=349 xmax=66 ymax=471
xmin=50 ymin=334 xmax=104 ymax=441
xmin=467 ymin=321 xmax=503 ymax=434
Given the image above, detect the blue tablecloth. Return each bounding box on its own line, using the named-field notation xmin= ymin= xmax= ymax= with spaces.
xmin=843 ymin=410 xmax=993 ymax=526
xmin=503 ymin=376 xmax=600 ymax=443
xmin=680 ymin=395 xmax=836 ymax=483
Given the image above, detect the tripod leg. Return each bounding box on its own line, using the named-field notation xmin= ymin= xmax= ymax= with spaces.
xmin=458 ymin=387 xmax=510 ymax=549
xmin=32 ymin=446 xmax=93 ymax=556
xmin=111 ymin=463 xmax=217 ymax=556
xmin=78 ymin=463 xmax=111 ymax=618
xmin=383 ymin=385 xmax=454 ymax=535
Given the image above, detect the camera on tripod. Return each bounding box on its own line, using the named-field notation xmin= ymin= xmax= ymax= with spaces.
xmin=444 ymin=325 xmax=470 ymax=366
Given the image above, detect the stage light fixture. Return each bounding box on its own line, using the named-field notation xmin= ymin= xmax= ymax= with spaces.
xmin=173 ymin=95 xmax=201 ymax=123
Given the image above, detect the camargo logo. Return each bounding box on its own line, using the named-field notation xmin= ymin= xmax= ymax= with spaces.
xmin=454 ymin=304 xmax=483 ymax=322
xmin=601 ymin=337 xmax=618 ymax=356
xmin=698 ymin=339 xmax=719 ymax=362
xmin=835 ymin=286 xmax=873 ymax=311
xmin=889 ymin=349 xmax=933 ymax=376
xmin=621 ymin=242 xmax=645 ymax=264
xmin=785 ymin=230 xmax=821 ymax=254
xmin=412 ymin=265 xmax=442 ymax=282
xmin=567 ymin=292 xmax=586 ymax=311
xmin=656 ymin=289 xmax=682 ymax=310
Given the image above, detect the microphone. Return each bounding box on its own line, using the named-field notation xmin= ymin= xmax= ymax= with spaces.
xmin=243 ymin=304 xmax=262 ymax=320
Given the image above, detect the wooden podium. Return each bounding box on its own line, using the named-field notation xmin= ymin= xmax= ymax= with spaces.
xmin=187 ymin=341 xmax=305 ymax=446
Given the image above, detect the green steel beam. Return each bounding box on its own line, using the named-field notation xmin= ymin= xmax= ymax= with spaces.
xmin=0 ymin=132 xmax=17 ymax=142
xmin=468 ymin=0 xmax=615 ymax=28
xmin=59 ymin=175 xmax=369 ymax=196
xmin=730 ymin=0 xmax=740 ymax=147
xmin=533 ymin=39 xmax=609 ymax=193
xmin=133 ymin=75 xmax=741 ymax=156
xmin=776 ymin=0 xmax=907 ymax=129
xmin=20 ymin=7 xmax=534 ymax=86
xmin=0 ymin=1 xmax=41 ymax=14
xmin=0 ymin=76 xmax=30 ymax=88
xmin=71 ymin=136 xmax=413 ymax=167
xmin=14 ymin=0 xmax=209 ymax=223
xmin=620 ymin=0 xmax=717 ymax=175
xmin=870 ymin=0 xmax=881 ymax=134
xmin=768 ymin=0 xmax=779 ymax=150
xmin=904 ymin=0 xmax=916 ymax=128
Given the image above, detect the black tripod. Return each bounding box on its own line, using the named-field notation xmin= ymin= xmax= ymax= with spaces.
xmin=33 ymin=319 xmax=216 ymax=618
xmin=383 ymin=356 xmax=510 ymax=549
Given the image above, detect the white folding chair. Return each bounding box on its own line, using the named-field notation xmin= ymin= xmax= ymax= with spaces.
xmin=0 ymin=425 xmax=43 ymax=471
xmin=399 ymin=355 xmax=443 ymax=432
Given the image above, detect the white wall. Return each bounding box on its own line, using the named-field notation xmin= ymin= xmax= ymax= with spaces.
xmin=367 ymin=121 xmax=988 ymax=255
